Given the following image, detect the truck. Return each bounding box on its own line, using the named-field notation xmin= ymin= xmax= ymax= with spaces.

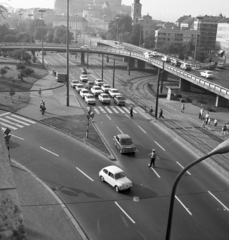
xmin=56 ymin=72 xmax=67 ymax=82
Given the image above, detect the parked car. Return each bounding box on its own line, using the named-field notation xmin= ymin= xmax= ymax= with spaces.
xmin=80 ymin=88 xmax=89 ymax=99
xmin=200 ymin=70 xmax=214 ymax=79
xmin=91 ymin=85 xmax=103 ymax=96
xmin=170 ymin=58 xmax=181 ymax=67
xmin=114 ymin=94 xmax=125 ymax=106
xmin=80 ymin=74 xmax=88 ymax=82
xmin=144 ymin=51 xmax=153 ymax=58
xmin=95 ymin=78 xmax=105 ymax=86
xmin=75 ymin=83 xmax=84 ymax=92
xmin=162 ymin=55 xmax=171 ymax=63
xmin=99 ymin=165 xmax=132 ymax=192
xmin=84 ymin=93 xmax=96 ymax=105
xmin=113 ymin=134 xmax=137 ymax=154
xmin=205 ymin=63 xmax=216 ymax=70
xmin=70 ymin=79 xmax=80 ymax=88
xmin=98 ymin=93 xmax=111 ymax=104
xmin=101 ymin=84 xmax=111 ymax=93
xmin=180 ymin=63 xmax=192 ymax=71
xmin=108 ymin=88 xmax=120 ymax=98
xmin=85 ymin=81 xmax=94 ymax=90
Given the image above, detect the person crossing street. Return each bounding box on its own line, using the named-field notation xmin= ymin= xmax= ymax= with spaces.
xmin=148 ymin=149 xmax=159 ymax=168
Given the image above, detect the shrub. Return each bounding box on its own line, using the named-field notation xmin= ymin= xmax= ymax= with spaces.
xmin=4 ymin=65 xmax=10 ymax=70
xmin=16 ymin=64 xmax=26 ymax=70
xmin=23 ymin=67 xmax=34 ymax=76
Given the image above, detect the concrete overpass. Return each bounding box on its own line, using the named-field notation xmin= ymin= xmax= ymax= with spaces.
xmin=1 ymin=42 xmax=229 ymax=107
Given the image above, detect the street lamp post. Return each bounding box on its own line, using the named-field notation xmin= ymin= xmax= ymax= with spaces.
xmin=193 ymin=16 xmax=203 ymax=62
xmin=18 ymin=13 xmax=23 ymax=62
xmin=66 ymin=0 xmax=69 ymax=106
xmin=165 ymin=138 xmax=229 ymax=240
xmin=38 ymin=9 xmax=46 ymax=66
xmin=101 ymin=54 xmax=104 ymax=80
xmin=116 ymin=16 xmax=119 ymax=42
xmin=138 ymin=18 xmax=144 ymax=47
xmin=112 ymin=58 xmax=116 ymax=88
xmin=28 ymin=14 xmax=33 ymax=43
xmin=75 ymin=14 xmax=78 ymax=43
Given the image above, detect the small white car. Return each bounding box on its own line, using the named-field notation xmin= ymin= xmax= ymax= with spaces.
xmin=98 ymin=93 xmax=111 ymax=104
xmin=80 ymin=45 xmax=89 ymax=50
xmin=95 ymin=79 xmax=105 ymax=86
xmin=91 ymin=85 xmax=103 ymax=96
xmin=80 ymin=74 xmax=88 ymax=82
xmin=108 ymin=88 xmax=120 ymax=98
xmin=75 ymin=83 xmax=84 ymax=92
xmin=84 ymin=93 xmax=96 ymax=105
xmin=162 ymin=56 xmax=171 ymax=62
xmin=101 ymin=83 xmax=111 ymax=93
xmin=200 ymin=70 xmax=214 ymax=79
xmin=99 ymin=165 xmax=132 ymax=192
xmin=80 ymin=88 xmax=89 ymax=99
xmin=70 ymin=79 xmax=80 ymax=88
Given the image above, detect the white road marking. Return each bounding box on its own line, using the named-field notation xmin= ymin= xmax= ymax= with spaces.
xmin=117 ymin=127 xmax=123 ymax=134
xmin=125 ymin=113 xmax=131 ymax=119
xmin=40 ymin=146 xmax=59 ymax=156
xmin=11 ymin=114 xmax=36 ymax=124
xmin=11 ymin=134 xmax=24 ymax=140
xmin=150 ymin=167 xmax=160 ymax=178
xmin=5 ymin=116 xmax=30 ymax=126
xmin=105 ymin=106 xmax=112 ymax=113
xmin=75 ymin=167 xmax=94 ymax=182
xmin=0 ymin=118 xmax=24 ymax=128
xmin=94 ymin=108 xmax=100 ymax=114
xmin=106 ymin=114 xmax=111 ymax=120
xmin=138 ymin=125 xmax=146 ymax=133
xmin=176 ymin=162 xmax=191 ymax=175
xmin=117 ymin=106 xmax=125 ymax=113
xmin=154 ymin=141 xmax=165 ymax=151
xmin=0 ymin=112 xmax=10 ymax=116
xmin=208 ymin=191 xmax=229 ymax=211
xmin=122 ymin=107 xmax=129 ymax=113
xmin=111 ymin=106 xmax=119 ymax=113
xmin=0 ymin=122 xmax=17 ymax=130
xmin=175 ymin=195 xmax=192 ymax=215
xmin=115 ymin=202 xmax=136 ymax=224
xmin=98 ymin=106 xmax=106 ymax=113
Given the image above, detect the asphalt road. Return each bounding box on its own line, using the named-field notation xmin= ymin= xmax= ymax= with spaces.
xmin=7 ymin=52 xmax=229 ymax=240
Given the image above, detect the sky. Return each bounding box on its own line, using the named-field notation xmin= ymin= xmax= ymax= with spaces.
xmin=4 ymin=0 xmax=229 ymax=22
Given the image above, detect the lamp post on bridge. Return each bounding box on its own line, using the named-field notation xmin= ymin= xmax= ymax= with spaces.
xmin=116 ymin=16 xmax=120 ymax=42
xmin=28 ymin=14 xmax=33 ymax=43
xmin=18 ymin=13 xmax=23 ymax=62
xmin=66 ymin=0 xmax=70 ymax=106
xmin=138 ymin=18 xmax=144 ymax=47
xmin=38 ymin=9 xmax=46 ymax=66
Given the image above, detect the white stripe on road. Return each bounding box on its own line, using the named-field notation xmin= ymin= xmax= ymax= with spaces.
xmin=0 ymin=112 xmax=10 ymax=116
xmin=98 ymin=106 xmax=106 ymax=113
xmin=175 ymin=195 xmax=192 ymax=215
xmin=208 ymin=191 xmax=229 ymax=211
xmin=94 ymin=108 xmax=100 ymax=114
xmin=176 ymin=162 xmax=191 ymax=175
xmin=5 ymin=116 xmax=30 ymax=126
xmin=11 ymin=114 xmax=36 ymax=124
xmin=40 ymin=146 xmax=59 ymax=157
xmin=111 ymin=106 xmax=119 ymax=113
xmin=138 ymin=126 xmax=146 ymax=134
xmin=125 ymin=113 xmax=130 ymax=119
xmin=117 ymin=127 xmax=123 ymax=134
xmin=154 ymin=141 xmax=165 ymax=151
xmin=150 ymin=167 xmax=160 ymax=178
xmin=115 ymin=202 xmax=136 ymax=224
xmin=122 ymin=107 xmax=129 ymax=113
xmin=0 ymin=122 xmax=17 ymax=130
xmin=117 ymin=106 xmax=125 ymax=113
xmin=75 ymin=167 xmax=94 ymax=182
xmin=106 ymin=114 xmax=111 ymax=120
xmin=11 ymin=134 xmax=24 ymax=140
xmin=105 ymin=106 xmax=112 ymax=114
xmin=0 ymin=118 xmax=24 ymax=128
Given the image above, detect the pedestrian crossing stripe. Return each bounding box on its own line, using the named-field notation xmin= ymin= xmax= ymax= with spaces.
xmin=91 ymin=106 xmax=139 ymax=115
xmin=111 ymin=106 xmax=119 ymax=113
xmin=0 ymin=118 xmax=24 ymax=128
xmin=104 ymin=106 xmax=112 ymax=114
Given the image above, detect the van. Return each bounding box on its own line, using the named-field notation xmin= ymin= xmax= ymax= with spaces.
xmin=180 ymin=63 xmax=191 ymax=71
xmin=56 ymin=72 xmax=67 ymax=82
xmin=162 ymin=56 xmax=171 ymax=63
xmin=171 ymin=58 xmax=181 ymax=67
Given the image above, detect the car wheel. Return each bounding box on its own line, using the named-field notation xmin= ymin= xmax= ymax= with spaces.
xmin=100 ymin=176 xmax=104 ymax=182
xmin=115 ymin=186 xmax=120 ymax=192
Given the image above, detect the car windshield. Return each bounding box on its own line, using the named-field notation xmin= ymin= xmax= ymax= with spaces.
xmin=94 ymin=87 xmax=100 ymax=90
xmin=120 ymin=138 xmax=132 ymax=145
xmin=115 ymin=172 xmax=125 ymax=180
xmin=117 ymin=96 xmax=125 ymax=100
xmin=112 ymin=90 xmax=118 ymax=93
xmin=87 ymin=96 xmax=94 ymax=99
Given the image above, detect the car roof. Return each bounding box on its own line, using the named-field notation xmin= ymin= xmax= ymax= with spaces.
xmin=104 ymin=165 xmax=124 ymax=174
xmin=81 ymin=88 xmax=89 ymax=91
xmin=117 ymin=134 xmax=131 ymax=139
xmin=109 ymin=88 xmax=118 ymax=91
xmin=76 ymin=83 xmax=83 ymax=86
xmin=101 ymin=93 xmax=109 ymax=97
xmin=85 ymin=93 xmax=94 ymax=97
xmin=96 ymin=78 xmax=103 ymax=81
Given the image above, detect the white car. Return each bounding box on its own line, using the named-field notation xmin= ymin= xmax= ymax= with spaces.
xmin=84 ymin=93 xmax=96 ymax=105
xmin=91 ymin=85 xmax=103 ymax=96
xmin=200 ymin=70 xmax=214 ymax=79
xmin=80 ymin=88 xmax=89 ymax=99
xmin=80 ymin=74 xmax=88 ymax=82
xmin=95 ymin=78 xmax=105 ymax=86
xmin=80 ymin=45 xmax=89 ymax=50
xmin=108 ymin=88 xmax=120 ymax=98
xmin=99 ymin=165 xmax=132 ymax=192
xmin=101 ymin=83 xmax=111 ymax=93
xmin=75 ymin=83 xmax=84 ymax=92
xmin=70 ymin=79 xmax=80 ymax=88
xmin=98 ymin=93 xmax=111 ymax=104
xmin=162 ymin=56 xmax=171 ymax=62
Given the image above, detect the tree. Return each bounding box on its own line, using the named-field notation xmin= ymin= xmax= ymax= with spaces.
xmin=0 ymin=67 xmax=7 ymax=77
xmin=3 ymin=34 xmax=17 ymax=42
xmin=9 ymin=88 xmax=15 ymax=101
xmin=52 ymin=26 xmax=73 ymax=43
xmin=144 ymin=34 xmax=155 ymax=49
xmin=127 ymin=24 xmax=140 ymax=46
xmin=0 ymin=5 xmax=7 ymax=19
xmin=34 ymin=26 xmax=48 ymax=41
xmin=10 ymin=49 xmax=32 ymax=64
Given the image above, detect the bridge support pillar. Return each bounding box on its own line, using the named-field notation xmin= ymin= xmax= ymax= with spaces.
xmin=106 ymin=55 xmax=109 ymax=63
xmin=123 ymin=56 xmax=129 ymax=62
xmin=137 ymin=60 xmax=145 ymax=70
xmin=215 ymin=95 xmax=229 ymax=107
xmin=179 ymin=78 xmax=191 ymax=91
xmin=81 ymin=52 xmax=85 ymax=64
xmin=127 ymin=58 xmax=135 ymax=70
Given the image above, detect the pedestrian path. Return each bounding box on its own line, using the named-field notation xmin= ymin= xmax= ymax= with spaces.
xmin=0 ymin=112 xmax=36 ymax=131
xmin=92 ymin=105 xmax=138 ymax=115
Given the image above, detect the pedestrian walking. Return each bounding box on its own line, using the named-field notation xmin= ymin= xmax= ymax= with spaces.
xmin=159 ymin=108 xmax=164 ymax=119
xmin=199 ymin=107 xmax=204 ymax=120
xmin=205 ymin=111 xmax=209 ymax=124
xmin=221 ymin=124 xmax=227 ymax=136
xmin=148 ymin=149 xmax=159 ymax=168
xmin=38 ymin=88 xmax=42 ymax=97
xmin=130 ymin=105 xmax=133 ymax=118
xmin=181 ymin=103 xmax=185 ymax=113
xmin=201 ymin=120 xmax=206 ymax=129
xmin=207 ymin=117 xmax=211 ymax=125
xmin=214 ymin=118 xmax=218 ymax=128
